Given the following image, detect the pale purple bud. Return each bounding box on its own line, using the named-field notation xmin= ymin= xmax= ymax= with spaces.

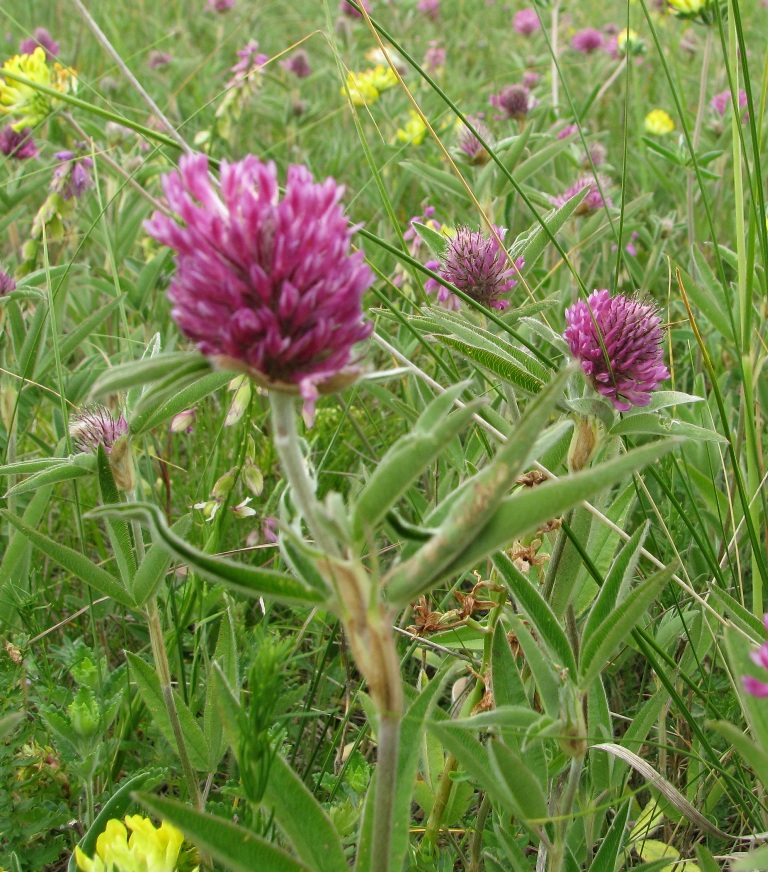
xmin=456 ymin=116 xmax=493 ymax=164
xmin=0 ymin=269 xmax=16 ymax=295
xmin=149 ymin=51 xmax=173 ymax=69
xmin=19 ymin=27 xmax=59 ymax=60
xmin=571 ymin=28 xmax=604 ymax=54
xmin=52 ymin=150 xmax=94 ymax=201
xmin=423 ymin=41 xmax=445 ymax=73
xmin=207 ymin=0 xmax=234 ymax=11
xmin=513 ymin=8 xmax=540 ymax=35
xmin=280 ymin=49 xmax=312 ymax=78
xmin=550 ymin=173 xmax=613 ymax=214
xmin=70 ymin=405 xmax=128 ymax=453
xmin=564 ymin=289 xmax=670 ymax=411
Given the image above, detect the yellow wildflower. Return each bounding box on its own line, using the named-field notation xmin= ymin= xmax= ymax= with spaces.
xmin=0 ymin=47 xmax=73 ymax=131
xmin=74 ymin=815 xmax=186 ymax=872
xmin=644 ymin=108 xmax=675 ymax=135
xmin=366 ymin=64 xmax=397 ymax=93
xmin=396 ymin=110 xmax=428 ymax=145
xmin=616 ymin=28 xmax=644 ymax=55
xmin=343 ymin=70 xmax=380 ymax=106
xmin=668 ymin=0 xmax=707 ymax=13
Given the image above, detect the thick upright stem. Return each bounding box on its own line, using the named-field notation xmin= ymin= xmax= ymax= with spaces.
xmin=269 ymin=391 xmax=339 ymax=558
xmin=146 ymin=598 xmax=203 ymax=810
xmin=371 ymin=713 xmax=401 ymax=872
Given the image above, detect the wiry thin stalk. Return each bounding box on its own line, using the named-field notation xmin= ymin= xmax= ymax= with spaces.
xmin=687 ymin=28 xmax=714 ymax=250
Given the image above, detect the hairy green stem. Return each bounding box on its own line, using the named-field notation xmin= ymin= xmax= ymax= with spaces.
xmin=469 ymin=793 xmax=491 ymax=872
xmin=548 ymin=757 xmax=584 ymax=872
xmin=372 ymin=713 xmax=401 ymax=872
xmin=146 ymin=598 xmax=203 ymax=810
xmin=269 ymin=391 xmax=339 ymax=558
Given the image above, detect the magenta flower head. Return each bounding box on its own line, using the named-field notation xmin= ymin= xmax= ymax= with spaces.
xmin=0 ymin=125 xmax=38 ymax=159
xmin=340 ymin=0 xmax=371 ymax=17
xmin=744 ymin=616 xmax=768 ymax=698
xmin=564 ymin=289 xmax=670 ymax=411
xmin=710 ymin=88 xmax=747 ymax=117
xmin=456 ymin=116 xmax=493 ymax=165
xmin=0 ymin=268 xmax=16 ymax=295
xmin=426 ymin=226 xmax=524 ymax=311
xmin=490 ymin=84 xmax=537 ymax=121
xmin=144 ymin=154 xmax=374 ymax=411
xmin=280 ymin=49 xmax=312 ymax=78
xmin=417 ymin=0 xmax=441 ymax=20
xmin=550 ymin=173 xmax=613 ymax=214
xmin=70 ymin=405 xmax=128 ymax=454
xmin=207 ymin=0 xmax=234 ymax=11
xmin=423 ymin=41 xmax=446 ymax=73
xmin=19 ymin=28 xmax=59 ymax=60
xmin=571 ymin=28 xmax=604 ymax=54
xmin=513 ymin=8 xmax=541 ymax=35
xmin=51 ymin=150 xmax=94 ymax=201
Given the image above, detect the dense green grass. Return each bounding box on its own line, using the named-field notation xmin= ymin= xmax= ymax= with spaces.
xmin=1 ymin=0 xmax=768 ymax=870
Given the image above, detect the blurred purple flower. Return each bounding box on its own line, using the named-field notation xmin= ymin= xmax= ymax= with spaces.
xmin=417 ymin=0 xmax=441 ymax=19
xmin=523 ymin=71 xmax=541 ymax=88
xmin=144 ymin=154 xmax=374 ymax=410
xmin=0 ymin=125 xmax=38 ymax=159
xmin=571 ymin=28 xmax=604 ymax=53
xmin=456 ymin=116 xmax=493 ymax=164
xmin=0 ymin=268 xmax=16 ymax=295
xmin=426 ymin=226 xmax=524 ymax=311
xmin=19 ymin=27 xmax=59 ymax=60
xmin=557 ymin=123 xmax=579 ymax=139
xmin=710 ymin=88 xmax=748 ymax=117
xmin=490 ymin=84 xmax=537 ymax=121
xmin=564 ymin=289 xmax=669 ymax=411
xmin=744 ymin=616 xmax=768 ymax=698
xmin=70 ymin=405 xmax=128 ymax=453
xmin=280 ymin=49 xmax=312 ymax=78
xmin=513 ymin=8 xmax=541 ymax=35
xmin=207 ymin=0 xmax=234 ymax=10
xmin=149 ymin=51 xmax=173 ymax=69
xmin=423 ymin=41 xmax=445 ymax=73
xmin=339 ymin=0 xmax=371 ymax=17
xmin=550 ymin=173 xmax=613 ymax=213
xmin=51 ymin=150 xmax=94 ymax=201
xmin=227 ymin=40 xmax=269 ymax=90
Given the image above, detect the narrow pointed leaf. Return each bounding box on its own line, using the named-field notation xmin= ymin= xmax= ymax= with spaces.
xmin=0 ymin=509 xmax=136 ymax=608
xmin=90 ymin=352 xmax=210 ymax=398
xmin=96 ymin=446 xmax=137 ymax=588
xmin=136 ymin=793 xmax=310 ymax=872
xmin=86 ymin=502 xmax=325 ymax=607
xmin=487 ymin=739 xmax=548 ymax=823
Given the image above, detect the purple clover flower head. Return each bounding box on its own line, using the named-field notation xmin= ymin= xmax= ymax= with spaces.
xmin=423 ymin=41 xmax=445 ymax=73
xmin=70 ymin=405 xmax=128 ymax=453
xmin=0 ymin=268 xmax=16 ymax=295
xmin=710 ymin=88 xmax=748 ymax=117
xmin=513 ymin=8 xmax=541 ymax=35
xmin=744 ymin=615 xmax=768 ymax=698
xmin=490 ymin=84 xmax=537 ymax=121
xmin=417 ymin=0 xmax=441 ymax=20
xmin=51 ymin=150 xmax=94 ymax=201
xmin=19 ymin=27 xmax=59 ymax=60
xmin=523 ymin=71 xmax=540 ymax=88
xmin=426 ymin=226 xmax=524 ymax=310
xmin=0 ymin=125 xmax=38 ymax=159
xmin=550 ymin=173 xmax=613 ymax=214
xmin=564 ymin=289 xmax=670 ymax=411
xmin=557 ymin=123 xmax=579 ymax=140
xmin=207 ymin=0 xmax=234 ymax=11
xmin=571 ymin=28 xmax=604 ymax=54
xmin=339 ymin=0 xmax=371 ymax=17
xmin=149 ymin=51 xmax=173 ymax=69
xmin=144 ymin=154 xmax=374 ymax=412
xmin=456 ymin=116 xmax=494 ymax=165
xmin=280 ymin=49 xmax=312 ymax=78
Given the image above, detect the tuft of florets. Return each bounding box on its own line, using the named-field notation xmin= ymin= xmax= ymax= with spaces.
xmin=19 ymin=28 xmax=60 ymax=61
xmin=69 ymin=405 xmax=128 ymax=453
xmin=426 ymin=226 xmax=524 ymax=310
xmin=564 ymin=289 xmax=670 ymax=411
xmin=456 ymin=116 xmax=494 ymax=164
xmin=550 ymin=173 xmax=613 ymax=214
xmin=144 ymin=154 xmax=374 ymax=410
xmin=490 ymin=84 xmax=537 ymax=121
xmin=570 ymin=28 xmax=604 ymax=53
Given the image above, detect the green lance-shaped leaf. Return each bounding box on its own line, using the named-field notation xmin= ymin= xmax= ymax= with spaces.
xmin=486 ymin=739 xmax=549 ymax=824
xmin=135 ymin=793 xmax=310 ymax=872
xmin=410 ymin=221 xmax=448 ymax=258
xmin=724 ymin=627 xmax=768 ymax=753
xmin=351 ymin=381 xmax=484 ymax=541
xmin=581 ymin=521 xmax=649 ymax=648
xmin=3 ymin=453 xmax=96 ymax=497
xmin=205 ymin=607 xmax=239 ymax=771
xmin=90 ymin=351 xmax=211 ymax=398
xmin=506 ymin=613 xmax=560 ymax=719
xmin=129 ymin=370 xmax=233 ymax=436
xmin=438 ymin=337 xmax=546 ymax=396
xmin=430 ymin=438 xmax=682 ymax=592
xmin=0 ymin=457 xmax=77 ymax=477
xmin=96 ymin=446 xmax=137 ymax=589
xmin=590 ymin=800 xmax=631 ymax=872
xmin=493 ymin=551 xmax=577 ymax=675
xmin=508 ymin=186 xmax=590 ymax=268
xmin=0 ymin=509 xmax=136 ymax=608
xmin=35 ymin=296 xmax=124 ymax=379
xmin=262 ymin=754 xmax=347 ymax=872
xmin=0 ymin=485 xmax=53 ymax=607
xmin=132 ymin=514 xmax=193 ymax=607
xmin=86 ymin=502 xmax=325 ymax=607
xmin=609 ymin=413 xmax=727 ymax=443
xmin=708 ymin=720 xmax=768 ymax=792
xmin=67 ymin=770 xmax=165 ymax=872
xmin=579 ymin=563 xmax=675 ymax=688
xmin=0 ymin=713 xmax=23 ymax=742
xmin=385 ymin=367 xmax=571 ymax=606
xmin=125 ymin=652 xmax=209 ymax=771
